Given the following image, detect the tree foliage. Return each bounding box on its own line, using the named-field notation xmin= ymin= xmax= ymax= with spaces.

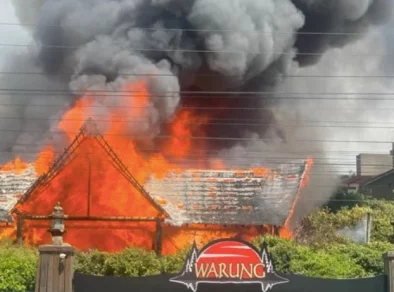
xmin=297 ymin=199 xmax=394 ymax=245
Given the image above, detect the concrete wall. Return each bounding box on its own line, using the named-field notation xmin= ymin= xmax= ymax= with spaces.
xmin=356 ymin=154 xmax=393 ymax=176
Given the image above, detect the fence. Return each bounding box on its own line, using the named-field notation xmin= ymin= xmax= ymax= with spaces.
xmin=32 ymin=204 xmax=394 ymax=292
xmin=72 ymin=273 xmax=387 ymax=292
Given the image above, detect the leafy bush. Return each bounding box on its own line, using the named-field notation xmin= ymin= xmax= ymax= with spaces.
xmin=364 ymin=200 xmax=394 ymax=242
xmin=289 ymin=250 xmax=367 ymax=278
xmin=0 ymin=239 xmax=38 ymax=292
xmin=325 ymin=241 xmax=392 ymax=276
xmin=253 ymin=236 xmax=390 ymax=278
xmin=253 ymin=236 xmax=308 ymax=273
xmin=326 ymin=191 xmax=366 ymax=213
xmin=160 ymin=246 xmax=190 ymax=274
xmin=74 ymin=249 xmax=108 ymax=276
xmin=2 ymin=199 xmax=394 ymax=290
xmin=297 ymin=200 xmax=394 ymax=245
xmin=103 ymin=248 xmax=162 ymax=277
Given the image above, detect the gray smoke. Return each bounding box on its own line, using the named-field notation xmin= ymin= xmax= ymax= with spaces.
xmin=4 ymin=0 xmax=394 ymax=222
xmin=292 ymin=0 xmax=393 ymax=65
xmin=7 ymin=0 xmax=391 ymax=148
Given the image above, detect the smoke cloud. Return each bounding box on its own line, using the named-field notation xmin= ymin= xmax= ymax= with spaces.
xmin=4 ymin=0 xmax=394 ymax=221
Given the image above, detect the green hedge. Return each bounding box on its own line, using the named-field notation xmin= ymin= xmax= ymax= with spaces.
xmin=2 ymin=199 xmax=394 ymax=291
xmin=1 ymin=236 xmax=392 ymax=291
xmin=252 ymin=236 xmax=392 ymax=278
xmin=74 ymin=248 xmax=182 ymax=277
xmin=297 ymin=200 xmax=394 ymax=245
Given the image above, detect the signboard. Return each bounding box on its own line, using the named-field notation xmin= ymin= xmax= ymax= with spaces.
xmin=170 ymin=239 xmax=289 ymax=292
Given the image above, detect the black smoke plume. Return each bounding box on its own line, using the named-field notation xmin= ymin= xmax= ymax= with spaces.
xmin=6 ymin=0 xmax=391 ymax=155
xmin=5 ymin=0 xmax=392 ymax=226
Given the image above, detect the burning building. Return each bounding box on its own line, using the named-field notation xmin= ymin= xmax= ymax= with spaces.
xmin=0 ymin=118 xmax=309 ymax=255
xmin=0 ymin=0 xmax=389 ymax=254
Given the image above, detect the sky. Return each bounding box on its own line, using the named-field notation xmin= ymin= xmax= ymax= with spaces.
xmin=0 ymin=0 xmax=31 ymax=68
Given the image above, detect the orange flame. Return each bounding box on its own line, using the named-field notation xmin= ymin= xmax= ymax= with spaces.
xmin=34 ymin=145 xmax=55 ymax=176
xmin=0 ymin=157 xmax=29 ymax=174
xmin=164 ymin=110 xmax=209 ymax=160
xmin=0 ymin=80 xmax=314 ymax=254
xmin=280 ymin=157 xmax=314 ymax=239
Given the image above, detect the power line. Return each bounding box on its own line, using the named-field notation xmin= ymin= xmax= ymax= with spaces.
xmin=24 ymin=157 xmax=385 ymax=168
xmin=2 ymin=118 xmax=394 ymax=130
xmin=3 ymin=103 xmax=394 ymax=113
xmin=3 ymin=103 xmax=394 ymax=114
xmin=0 ymin=147 xmax=389 ymax=156
xmin=0 ymin=130 xmax=393 ymax=143
xmin=3 ymin=71 xmax=394 ymax=79
xmin=1 ymin=115 xmax=394 ymax=126
xmin=0 ymin=147 xmax=391 ymax=168
xmin=0 ymin=148 xmax=371 ymax=162
xmin=0 ymin=144 xmax=389 ymax=162
xmin=1 ymin=87 xmax=394 ymax=96
xmin=1 ymin=89 xmax=394 ymax=101
xmin=0 ymin=152 xmax=361 ymax=161
xmin=0 ymin=22 xmax=381 ymax=37
xmin=0 ymin=160 xmax=358 ymax=175
xmin=0 ymin=42 xmax=390 ymax=57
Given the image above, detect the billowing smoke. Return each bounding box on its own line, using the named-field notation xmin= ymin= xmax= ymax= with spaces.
xmin=4 ymin=0 xmax=394 ymax=221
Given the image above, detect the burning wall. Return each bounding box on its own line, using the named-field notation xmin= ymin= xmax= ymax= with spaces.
xmin=0 ymin=111 xmax=310 ymax=254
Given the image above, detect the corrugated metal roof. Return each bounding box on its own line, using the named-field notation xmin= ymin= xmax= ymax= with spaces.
xmin=0 ymin=120 xmax=308 ymax=226
xmin=0 ymin=165 xmax=37 ymax=221
xmin=0 ymin=161 xmax=307 ymax=226
xmin=145 ymin=162 xmax=307 ymax=226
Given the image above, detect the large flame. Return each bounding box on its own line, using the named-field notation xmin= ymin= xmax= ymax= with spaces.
xmin=280 ymin=157 xmax=314 ymax=239
xmin=0 ymin=80 xmax=312 ymax=254
xmin=0 ymin=157 xmax=28 ymax=174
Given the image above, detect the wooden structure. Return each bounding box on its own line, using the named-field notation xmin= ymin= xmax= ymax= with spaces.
xmin=2 ymin=118 xmax=308 ymax=255
xmin=10 ymin=118 xmax=167 ymax=254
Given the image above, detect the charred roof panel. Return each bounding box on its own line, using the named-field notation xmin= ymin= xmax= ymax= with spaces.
xmin=145 ymin=162 xmax=307 ymax=226
xmin=0 ymin=165 xmax=37 ymax=221
xmin=0 ymin=119 xmax=308 ymax=226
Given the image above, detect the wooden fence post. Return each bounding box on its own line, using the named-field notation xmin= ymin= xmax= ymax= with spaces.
xmin=384 ymin=221 xmax=394 ymax=292
xmin=35 ymin=203 xmax=74 ymax=292
xmin=16 ymin=213 xmax=24 ymax=245
xmin=384 ymin=251 xmax=394 ymax=292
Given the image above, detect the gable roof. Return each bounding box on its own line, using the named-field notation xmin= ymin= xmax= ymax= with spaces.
xmin=340 ymin=175 xmax=374 ymax=187
xmin=144 ymin=162 xmax=307 ymax=226
xmin=1 ymin=118 xmax=308 ymax=227
xmin=363 ymin=168 xmax=394 ymax=188
xmin=10 ymin=118 xmax=168 ymax=217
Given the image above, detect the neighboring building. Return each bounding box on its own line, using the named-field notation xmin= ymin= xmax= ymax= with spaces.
xmin=362 ymin=169 xmax=394 ymax=200
xmin=340 ymin=144 xmax=394 ymax=197
xmin=340 ymin=175 xmax=374 ymax=194
xmin=356 ymin=153 xmax=393 ymax=176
